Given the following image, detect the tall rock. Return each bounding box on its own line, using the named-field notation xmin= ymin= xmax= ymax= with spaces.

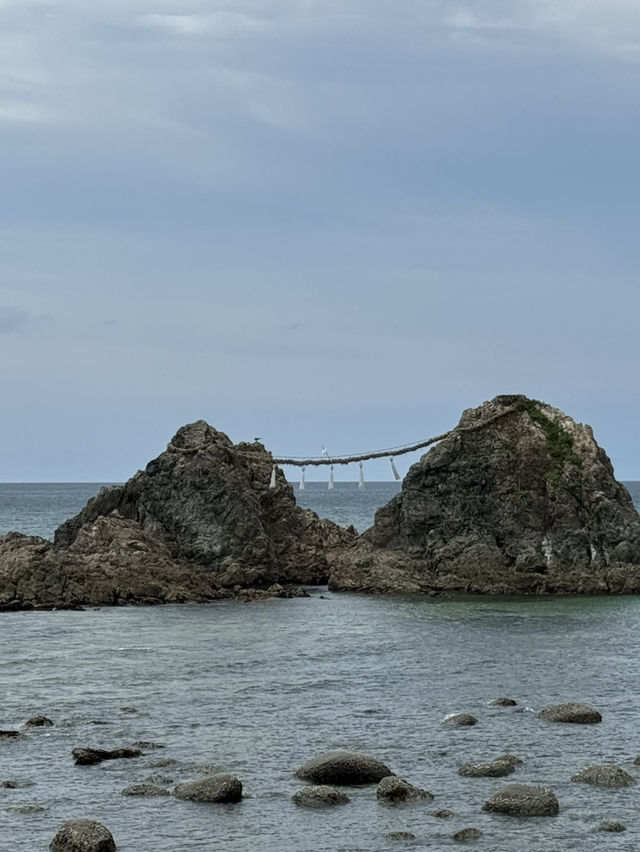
xmin=0 ymin=421 xmax=353 ymax=610
xmin=329 ymin=395 xmax=640 ymax=594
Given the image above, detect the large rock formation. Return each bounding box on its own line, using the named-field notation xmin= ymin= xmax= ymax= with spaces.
xmin=0 ymin=421 xmax=353 ymax=610
xmin=329 ymin=395 xmax=640 ymax=595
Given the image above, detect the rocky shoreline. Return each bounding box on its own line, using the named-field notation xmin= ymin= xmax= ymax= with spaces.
xmin=4 ymin=697 xmax=637 ymax=850
xmin=2 ymin=396 xmax=640 ymax=608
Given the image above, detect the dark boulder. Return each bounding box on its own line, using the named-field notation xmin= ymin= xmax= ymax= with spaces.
xmin=596 ymin=821 xmax=626 ymax=832
xmin=295 ymin=751 xmax=393 ymax=785
xmin=291 ymin=785 xmax=350 ymax=808
xmin=122 ymin=783 xmax=170 ymax=797
xmin=24 ymin=715 xmax=54 ymax=727
xmin=538 ymin=702 xmax=601 ymax=724
xmin=174 ymin=774 xmax=242 ymax=803
xmin=72 ymin=747 xmax=142 ymax=766
xmin=329 ymin=396 xmax=640 ymax=595
xmin=458 ymin=754 xmax=521 ymax=777
xmin=385 ymin=832 xmax=416 ymax=840
xmin=483 ymin=784 xmax=559 ymax=816
xmin=488 ymin=697 xmax=517 ymax=707
xmin=50 ymin=819 xmax=116 ymax=852
xmin=572 ymin=765 xmax=635 ymax=787
xmin=376 ymin=776 xmax=433 ymax=802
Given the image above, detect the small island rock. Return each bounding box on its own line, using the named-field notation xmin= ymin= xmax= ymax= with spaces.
xmin=50 ymin=819 xmax=116 ymax=852
xmin=483 ymin=783 xmax=559 ymax=816
xmin=295 ymin=751 xmax=393 ymax=785
xmin=291 ymin=785 xmax=350 ymax=808
xmin=174 ymin=774 xmax=242 ymax=803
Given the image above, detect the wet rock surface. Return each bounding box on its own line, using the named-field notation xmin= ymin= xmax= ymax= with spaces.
xmin=538 ymin=702 xmax=602 ymax=724
xmin=376 ymin=776 xmax=434 ymax=802
xmin=72 ymin=747 xmax=142 ymax=765
xmin=443 ymin=713 xmax=478 ymax=727
xmin=458 ymin=754 xmax=521 ymax=777
xmin=329 ymin=396 xmax=640 ymax=594
xmin=291 ymin=785 xmax=350 ymax=808
xmin=482 ymin=783 xmax=559 ymax=816
xmin=452 ymin=828 xmax=482 ymax=843
xmin=571 ymin=764 xmax=635 ymax=787
xmin=49 ymin=819 xmax=116 ymax=852
xmin=122 ymin=783 xmax=171 ymax=797
xmin=173 ymin=774 xmax=242 ymax=803
xmin=596 ymin=821 xmax=626 ymax=832
xmin=294 ymin=750 xmax=394 ymax=785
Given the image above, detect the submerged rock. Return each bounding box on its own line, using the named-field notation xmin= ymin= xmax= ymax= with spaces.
xmin=72 ymin=747 xmax=142 ymax=765
xmin=24 ymin=715 xmax=53 ymax=727
xmin=122 ymin=783 xmax=170 ymax=797
xmin=385 ymin=831 xmax=416 ymax=841
xmin=295 ymin=751 xmax=393 ymax=785
xmin=572 ymin=765 xmax=635 ymax=787
xmin=329 ymin=396 xmax=640 ymax=595
xmin=458 ymin=754 xmax=521 ymax=778
xmin=50 ymin=819 xmax=116 ymax=852
xmin=596 ymin=821 xmax=626 ymax=832
xmin=174 ymin=774 xmax=242 ymax=803
xmin=538 ymin=703 xmax=602 ymax=724
xmin=488 ymin=697 xmax=517 ymax=707
xmin=482 ymin=783 xmax=559 ymax=816
xmin=452 ymin=828 xmax=482 ymax=843
xmin=443 ymin=713 xmax=477 ymax=727
xmin=291 ymin=785 xmax=350 ymax=808
xmin=376 ymin=776 xmax=433 ymax=802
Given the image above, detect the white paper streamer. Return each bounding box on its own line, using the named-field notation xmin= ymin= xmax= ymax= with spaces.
xmin=269 ymin=465 xmax=277 ymax=489
xmin=328 ymin=464 xmax=334 ymax=490
xmin=390 ymin=457 xmax=401 ymax=481
xmin=358 ymin=461 xmax=365 ymax=490
xmin=299 ymin=466 xmax=305 ymax=491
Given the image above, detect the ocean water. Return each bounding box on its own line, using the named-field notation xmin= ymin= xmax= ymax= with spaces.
xmin=2 ymin=482 xmax=640 ymax=851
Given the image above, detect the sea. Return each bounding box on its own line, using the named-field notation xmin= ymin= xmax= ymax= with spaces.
xmin=2 ymin=481 xmax=640 ymax=851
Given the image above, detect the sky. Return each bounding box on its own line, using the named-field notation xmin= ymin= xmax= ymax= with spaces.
xmin=2 ymin=0 xmax=640 ymax=481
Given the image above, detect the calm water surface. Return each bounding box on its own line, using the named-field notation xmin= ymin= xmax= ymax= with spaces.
xmin=2 ymin=482 xmax=640 ymax=850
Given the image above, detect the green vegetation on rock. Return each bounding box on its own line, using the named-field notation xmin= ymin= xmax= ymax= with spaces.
xmin=515 ymin=398 xmax=581 ymax=487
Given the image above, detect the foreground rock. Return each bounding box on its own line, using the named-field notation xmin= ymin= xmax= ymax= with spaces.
xmin=0 ymin=421 xmax=354 ymax=610
xmin=538 ymin=703 xmax=601 ymax=724
xmin=72 ymin=747 xmax=142 ymax=765
xmin=50 ymin=819 xmax=115 ymax=852
xmin=483 ymin=784 xmax=559 ymax=816
xmin=295 ymin=751 xmax=393 ymax=785
xmin=376 ymin=776 xmax=433 ymax=802
xmin=174 ymin=774 xmax=242 ymax=803
xmin=572 ymin=764 xmax=635 ymax=787
xmin=291 ymin=785 xmax=350 ymax=808
xmin=329 ymin=395 xmax=640 ymax=595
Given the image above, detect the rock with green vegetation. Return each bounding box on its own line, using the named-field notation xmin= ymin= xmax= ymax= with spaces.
xmin=329 ymin=394 xmax=640 ymax=595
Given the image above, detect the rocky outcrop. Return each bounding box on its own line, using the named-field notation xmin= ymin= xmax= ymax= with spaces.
xmin=0 ymin=421 xmax=353 ymax=610
xmin=50 ymin=820 xmax=116 ymax=852
xmin=482 ymin=783 xmax=559 ymax=816
xmin=291 ymin=785 xmax=350 ymax=808
xmin=294 ymin=751 xmax=394 ymax=785
xmin=329 ymin=396 xmax=640 ymax=595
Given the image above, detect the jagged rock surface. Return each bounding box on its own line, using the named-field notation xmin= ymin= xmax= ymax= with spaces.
xmin=329 ymin=396 xmax=640 ymax=595
xmin=0 ymin=421 xmax=353 ymax=610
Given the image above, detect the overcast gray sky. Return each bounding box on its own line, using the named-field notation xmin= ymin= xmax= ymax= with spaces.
xmin=2 ymin=1 xmax=640 ymax=481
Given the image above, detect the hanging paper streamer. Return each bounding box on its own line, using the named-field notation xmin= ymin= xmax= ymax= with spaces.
xmin=299 ymin=466 xmax=305 ymax=491
xmin=328 ymin=464 xmax=334 ymax=490
xmin=358 ymin=461 xmax=365 ymax=490
xmin=269 ymin=464 xmax=277 ymax=489
xmin=390 ymin=457 xmax=401 ymax=481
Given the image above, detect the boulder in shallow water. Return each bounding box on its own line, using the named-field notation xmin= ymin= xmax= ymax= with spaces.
xmin=572 ymin=764 xmax=635 ymax=787
xmin=482 ymin=783 xmax=559 ymax=816
xmin=376 ymin=776 xmax=433 ymax=802
xmin=122 ymin=783 xmax=170 ymax=797
xmin=295 ymin=751 xmax=394 ymax=785
xmin=596 ymin=821 xmax=626 ymax=832
xmin=24 ymin=715 xmax=53 ymax=727
xmin=452 ymin=828 xmax=482 ymax=843
xmin=488 ymin=697 xmax=517 ymax=707
xmin=443 ymin=713 xmax=477 ymax=727
xmin=385 ymin=832 xmax=416 ymax=841
xmin=538 ymin=702 xmax=601 ymax=723
xmin=72 ymin=747 xmax=142 ymax=765
xmin=50 ymin=819 xmax=116 ymax=852
xmin=291 ymin=785 xmax=350 ymax=808
xmin=458 ymin=754 xmax=521 ymax=778
xmin=174 ymin=774 xmax=242 ymax=803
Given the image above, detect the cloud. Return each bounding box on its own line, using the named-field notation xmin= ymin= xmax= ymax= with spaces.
xmin=0 ymin=306 xmax=28 ymax=333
